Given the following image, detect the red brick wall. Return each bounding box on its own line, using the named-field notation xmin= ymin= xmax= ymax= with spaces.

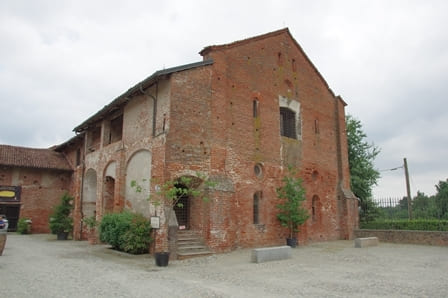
xmin=0 ymin=166 xmax=72 ymax=233
xmin=197 ymin=29 xmax=354 ymax=249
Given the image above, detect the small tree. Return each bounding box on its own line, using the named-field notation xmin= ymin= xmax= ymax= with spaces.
xmin=276 ymin=167 xmax=309 ymax=239
xmin=132 ymin=172 xmax=215 ymax=211
xmin=49 ymin=193 xmax=74 ymax=235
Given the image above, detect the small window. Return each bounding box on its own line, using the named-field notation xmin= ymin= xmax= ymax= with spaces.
xmin=292 ymin=58 xmax=297 ymax=72
xmin=314 ymin=119 xmax=320 ymax=134
xmin=109 ymin=115 xmax=123 ymax=144
xmin=254 ymin=163 xmax=263 ymax=178
xmin=87 ymin=126 xmax=101 ymax=151
xmin=253 ymin=99 xmax=259 ymax=118
xmin=280 ymin=107 xmax=296 ymax=139
xmin=312 ymin=195 xmax=320 ymax=222
xmin=253 ymin=191 xmax=262 ymax=224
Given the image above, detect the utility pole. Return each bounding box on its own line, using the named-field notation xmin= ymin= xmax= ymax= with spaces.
xmin=403 ymin=158 xmax=412 ymax=219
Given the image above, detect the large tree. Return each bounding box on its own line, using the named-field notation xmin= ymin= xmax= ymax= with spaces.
xmin=435 ymin=180 xmax=448 ymax=219
xmin=346 ymin=115 xmax=381 ymax=222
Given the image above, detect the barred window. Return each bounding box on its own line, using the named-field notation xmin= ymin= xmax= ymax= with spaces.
xmin=280 ymin=107 xmax=296 ymax=139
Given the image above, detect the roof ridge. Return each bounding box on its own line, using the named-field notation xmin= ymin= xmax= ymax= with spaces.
xmin=0 ymin=144 xmax=55 ymax=151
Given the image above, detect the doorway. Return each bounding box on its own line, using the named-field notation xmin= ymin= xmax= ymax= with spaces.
xmin=173 ymin=185 xmax=190 ymax=229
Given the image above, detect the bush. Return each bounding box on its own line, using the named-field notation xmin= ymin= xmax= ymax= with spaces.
xmin=99 ymin=211 xmax=152 ymax=254
xmin=17 ymin=218 xmax=32 ymax=234
xmin=361 ymin=219 xmax=448 ymax=231
xmin=49 ymin=193 xmax=74 ymax=234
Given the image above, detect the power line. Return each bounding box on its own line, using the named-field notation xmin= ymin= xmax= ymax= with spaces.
xmin=379 ymin=165 xmax=403 ymax=172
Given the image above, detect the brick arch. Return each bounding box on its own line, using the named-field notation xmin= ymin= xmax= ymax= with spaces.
xmin=82 ymin=168 xmax=97 ymax=218
xmin=102 ymin=161 xmax=117 ymax=214
xmin=125 ymin=150 xmax=152 ymax=218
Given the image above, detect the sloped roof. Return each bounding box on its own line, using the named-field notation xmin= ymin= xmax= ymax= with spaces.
xmin=0 ymin=145 xmax=72 ymax=171
xmin=73 ymin=59 xmax=213 ymax=133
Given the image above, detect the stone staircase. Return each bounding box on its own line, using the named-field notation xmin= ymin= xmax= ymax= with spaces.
xmin=176 ymin=230 xmax=213 ymax=260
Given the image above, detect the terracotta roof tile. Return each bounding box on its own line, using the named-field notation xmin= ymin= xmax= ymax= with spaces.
xmin=0 ymin=145 xmax=72 ymax=171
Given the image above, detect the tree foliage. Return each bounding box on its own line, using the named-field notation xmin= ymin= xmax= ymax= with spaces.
xmin=346 ymin=115 xmax=380 ymax=222
xmin=435 ymin=180 xmax=448 ymax=219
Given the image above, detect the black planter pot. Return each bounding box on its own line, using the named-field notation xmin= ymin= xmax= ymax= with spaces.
xmin=155 ymin=252 xmax=170 ymax=267
xmin=286 ymin=238 xmax=298 ymax=248
xmin=57 ymin=232 xmax=69 ymax=240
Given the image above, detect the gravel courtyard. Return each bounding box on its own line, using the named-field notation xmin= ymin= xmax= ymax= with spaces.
xmin=1 ymin=234 xmax=447 ymax=297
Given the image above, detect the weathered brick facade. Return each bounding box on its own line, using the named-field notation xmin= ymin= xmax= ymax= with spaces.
xmin=0 ymin=145 xmax=73 ymax=232
xmin=1 ymin=28 xmax=358 ymax=252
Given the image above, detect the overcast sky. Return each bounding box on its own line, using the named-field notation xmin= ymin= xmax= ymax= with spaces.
xmin=1 ymin=0 xmax=446 ymax=198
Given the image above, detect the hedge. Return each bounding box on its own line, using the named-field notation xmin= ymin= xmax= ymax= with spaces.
xmin=99 ymin=211 xmax=152 ymax=254
xmin=361 ymin=219 xmax=448 ymax=231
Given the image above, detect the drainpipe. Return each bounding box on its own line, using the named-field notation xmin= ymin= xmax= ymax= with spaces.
xmin=139 ymin=81 xmax=158 ymax=137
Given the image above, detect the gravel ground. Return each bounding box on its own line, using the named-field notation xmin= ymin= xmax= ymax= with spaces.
xmin=1 ymin=234 xmax=448 ymax=297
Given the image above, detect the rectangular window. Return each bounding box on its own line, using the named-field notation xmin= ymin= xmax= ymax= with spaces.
xmin=87 ymin=126 xmax=101 ymax=152
xmin=109 ymin=114 xmax=123 ymax=144
xmin=280 ymin=107 xmax=296 ymax=139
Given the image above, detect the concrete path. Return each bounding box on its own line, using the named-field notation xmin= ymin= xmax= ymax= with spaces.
xmin=1 ymin=234 xmax=447 ymax=297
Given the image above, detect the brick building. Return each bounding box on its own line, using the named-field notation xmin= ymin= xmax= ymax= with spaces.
xmin=0 ymin=145 xmax=72 ymax=232
xmin=1 ymin=28 xmax=358 ymax=253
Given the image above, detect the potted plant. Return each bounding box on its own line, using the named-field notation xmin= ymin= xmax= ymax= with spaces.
xmin=49 ymin=193 xmax=74 ymax=240
xmin=82 ymin=215 xmax=98 ymax=244
xmin=17 ymin=218 xmax=32 ymax=234
xmin=276 ymin=166 xmax=309 ymax=248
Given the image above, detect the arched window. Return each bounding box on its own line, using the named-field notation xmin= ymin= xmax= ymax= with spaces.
xmin=253 ymin=191 xmax=262 ymax=224
xmin=312 ymin=195 xmax=320 ymax=222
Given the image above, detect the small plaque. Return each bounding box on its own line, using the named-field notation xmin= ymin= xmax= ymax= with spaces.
xmin=150 ymin=216 xmax=160 ymax=229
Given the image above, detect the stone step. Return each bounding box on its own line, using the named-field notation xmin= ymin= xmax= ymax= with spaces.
xmin=177 ymin=236 xmax=201 ymax=241
xmin=176 ymin=230 xmax=213 ymax=260
xmin=178 ymin=244 xmax=209 ymax=250
xmin=177 ymin=249 xmax=213 ymax=260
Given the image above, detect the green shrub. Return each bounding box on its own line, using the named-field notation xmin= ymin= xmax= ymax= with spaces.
xmin=99 ymin=211 xmax=152 ymax=254
xmin=17 ymin=218 xmax=32 ymax=234
xmin=361 ymin=219 xmax=448 ymax=231
xmin=49 ymin=193 xmax=74 ymax=234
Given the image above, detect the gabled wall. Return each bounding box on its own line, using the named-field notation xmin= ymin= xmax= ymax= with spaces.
xmin=198 ymin=29 xmax=356 ymax=249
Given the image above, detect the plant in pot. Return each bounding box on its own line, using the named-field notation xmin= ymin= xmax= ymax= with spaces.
xmin=17 ymin=218 xmax=32 ymax=234
xmin=49 ymin=193 xmax=74 ymax=240
xmin=132 ymin=172 xmax=214 ymax=266
xmin=276 ymin=166 xmax=309 ymax=248
xmin=82 ymin=215 xmax=98 ymax=244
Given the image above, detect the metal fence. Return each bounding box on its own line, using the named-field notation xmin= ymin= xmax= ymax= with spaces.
xmin=373 ymin=197 xmax=411 ymax=220
xmin=374 ymin=197 xmax=403 ymax=208
xmin=372 ymin=197 xmax=441 ymax=220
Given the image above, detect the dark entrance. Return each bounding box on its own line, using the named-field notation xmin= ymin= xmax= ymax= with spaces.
xmin=0 ymin=186 xmax=21 ymax=231
xmin=0 ymin=204 xmax=20 ymax=231
xmin=173 ymin=190 xmax=190 ymax=229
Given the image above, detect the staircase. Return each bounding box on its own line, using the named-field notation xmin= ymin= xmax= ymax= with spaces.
xmin=176 ymin=230 xmax=213 ymax=260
